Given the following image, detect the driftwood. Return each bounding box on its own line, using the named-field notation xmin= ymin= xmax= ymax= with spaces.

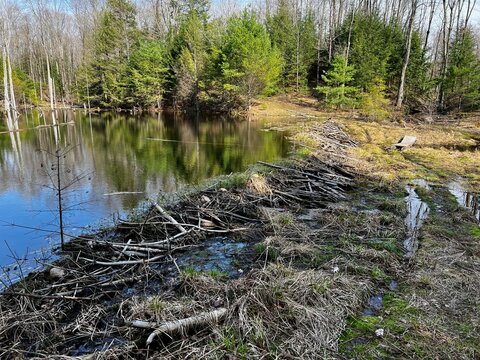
xmin=154 ymin=202 xmax=187 ymax=234
xmin=391 ymin=135 xmax=417 ymax=150
xmin=128 ymin=308 xmax=228 ymax=345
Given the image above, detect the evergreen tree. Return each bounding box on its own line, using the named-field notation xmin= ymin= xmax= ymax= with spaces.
xmin=337 ymin=12 xmax=403 ymax=91
xmin=297 ymin=10 xmax=317 ymax=88
xmin=317 ymin=54 xmax=358 ymax=109
xmin=444 ymin=29 xmax=480 ymax=111
xmin=171 ymin=9 xmax=207 ymax=110
xmin=266 ymin=1 xmax=295 ymax=87
xmin=359 ymin=77 xmax=390 ymax=120
xmin=405 ymin=32 xmax=432 ymax=100
xmin=78 ymin=0 xmax=139 ymax=108
xmin=128 ymin=41 xmax=169 ymax=108
xmin=267 ymin=1 xmax=316 ymax=90
xmin=219 ymin=11 xmax=284 ymax=108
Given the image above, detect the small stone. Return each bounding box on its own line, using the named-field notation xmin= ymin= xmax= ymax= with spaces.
xmin=201 ymin=195 xmax=211 ymax=203
xmin=49 ymin=267 xmax=65 ymax=279
xmin=219 ymin=188 xmax=227 ymax=192
xmin=375 ymin=329 xmax=384 ymax=337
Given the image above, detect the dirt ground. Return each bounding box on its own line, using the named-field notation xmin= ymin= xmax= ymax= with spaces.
xmin=1 ymin=96 xmax=479 ymax=359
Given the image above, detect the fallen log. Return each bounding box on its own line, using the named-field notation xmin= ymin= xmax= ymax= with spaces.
xmin=129 ymin=307 xmax=228 ymax=345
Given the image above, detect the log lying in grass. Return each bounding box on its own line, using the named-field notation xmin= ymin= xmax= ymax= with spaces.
xmin=129 ymin=308 xmax=228 ymax=345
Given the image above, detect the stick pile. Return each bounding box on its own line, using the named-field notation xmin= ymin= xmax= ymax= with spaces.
xmin=0 ymin=120 xmax=356 ymax=357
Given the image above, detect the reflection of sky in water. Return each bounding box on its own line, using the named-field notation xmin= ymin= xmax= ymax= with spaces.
xmin=0 ymin=110 xmax=289 ymax=274
xmin=404 ymin=185 xmax=429 ymax=258
xmin=448 ymin=180 xmax=480 ymax=223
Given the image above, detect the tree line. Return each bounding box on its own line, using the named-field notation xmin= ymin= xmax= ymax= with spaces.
xmin=1 ymin=0 xmax=479 ymax=115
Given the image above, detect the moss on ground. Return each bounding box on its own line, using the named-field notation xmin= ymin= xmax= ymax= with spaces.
xmin=341 ymin=184 xmax=480 ymax=359
xmin=341 ymin=119 xmax=480 ymax=185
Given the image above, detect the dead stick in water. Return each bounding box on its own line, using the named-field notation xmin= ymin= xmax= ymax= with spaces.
xmin=153 ymin=202 xmax=187 ymax=234
xmin=80 ymin=254 xmax=165 ymax=266
xmin=0 ymin=291 xmax=91 ymax=301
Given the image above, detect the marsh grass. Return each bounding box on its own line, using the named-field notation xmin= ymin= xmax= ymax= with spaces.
xmin=341 ymin=119 xmax=480 ymax=185
xmin=342 ymin=186 xmax=480 ymax=359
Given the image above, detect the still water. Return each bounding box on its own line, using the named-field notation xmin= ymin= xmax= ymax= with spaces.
xmin=0 ymin=110 xmax=289 ymax=277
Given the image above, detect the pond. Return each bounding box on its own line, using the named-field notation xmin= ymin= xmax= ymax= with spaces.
xmin=0 ymin=110 xmax=289 ymax=281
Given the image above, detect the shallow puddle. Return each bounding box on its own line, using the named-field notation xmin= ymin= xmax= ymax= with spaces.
xmin=448 ymin=181 xmax=479 ymax=223
xmin=363 ymin=293 xmax=383 ymax=316
xmin=176 ymin=237 xmax=249 ymax=278
xmin=404 ymin=185 xmax=430 ymax=258
xmin=362 ymin=281 xmax=398 ymax=316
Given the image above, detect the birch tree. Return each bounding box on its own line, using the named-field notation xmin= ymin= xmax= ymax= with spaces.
xmin=396 ymin=0 xmax=418 ymax=107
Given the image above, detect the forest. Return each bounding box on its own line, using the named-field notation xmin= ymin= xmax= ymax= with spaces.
xmin=1 ymin=0 xmax=479 ymax=116
xmin=2 ymin=1 xmax=480 ymax=359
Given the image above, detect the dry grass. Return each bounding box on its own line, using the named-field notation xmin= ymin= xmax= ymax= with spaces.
xmin=338 ymin=119 xmax=480 ymax=185
xmin=2 ymin=102 xmax=480 ymax=359
xmin=246 ymin=174 xmax=272 ymax=195
xmin=248 ymin=94 xmax=327 ymax=121
xmin=229 ymin=265 xmax=372 ymax=359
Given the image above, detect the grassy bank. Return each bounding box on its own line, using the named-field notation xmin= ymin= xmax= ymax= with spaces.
xmin=0 ymin=96 xmax=479 ymax=359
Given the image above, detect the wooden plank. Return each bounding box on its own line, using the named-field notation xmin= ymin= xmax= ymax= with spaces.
xmin=391 ymin=135 xmax=416 ymax=150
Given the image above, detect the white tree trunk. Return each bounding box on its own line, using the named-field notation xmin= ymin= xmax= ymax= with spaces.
xmin=6 ymin=46 xmax=18 ymax=129
xmin=2 ymin=46 xmax=13 ymax=130
xmin=396 ymin=1 xmax=417 ymax=107
xmin=46 ymin=54 xmax=55 ymax=111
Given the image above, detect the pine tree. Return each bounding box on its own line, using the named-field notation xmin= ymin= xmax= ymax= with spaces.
xmin=444 ymin=29 xmax=480 ymax=111
xmin=297 ymin=10 xmax=317 ymax=89
xmin=405 ymin=32 xmax=432 ymax=100
xmin=336 ymin=12 xmax=403 ymax=91
xmin=128 ymin=41 xmax=169 ymax=108
xmin=359 ymin=77 xmax=390 ymax=120
xmin=317 ymin=54 xmax=357 ymax=109
xmin=219 ymin=11 xmax=284 ymax=109
xmin=78 ymin=0 xmax=139 ymax=108
xmin=267 ymin=1 xmax=316 ymax=91
xmin=266 ymin=0 xmax=296 ymax=88
xmin=171 ymin=9 xmax=207 ymax=110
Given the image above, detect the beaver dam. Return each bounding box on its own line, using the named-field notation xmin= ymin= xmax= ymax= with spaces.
xmin=1 ymin=118 xmax=480 ymax=359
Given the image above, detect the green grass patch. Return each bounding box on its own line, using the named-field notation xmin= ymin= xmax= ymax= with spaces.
xmin=470 ymin=225 xmax=480 ymax=239
xmin=255 ymin=243 xmax=280 ymax=261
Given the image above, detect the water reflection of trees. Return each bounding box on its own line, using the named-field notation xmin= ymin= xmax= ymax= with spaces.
xmin=0 ymin=110 xmax=289 ymax=211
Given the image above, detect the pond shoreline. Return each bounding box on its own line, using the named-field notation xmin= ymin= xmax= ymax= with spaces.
xmin=1 ymin=98 xmax=480 ymax=358
xmin=0 ymin=110 xmax=289 ymax=279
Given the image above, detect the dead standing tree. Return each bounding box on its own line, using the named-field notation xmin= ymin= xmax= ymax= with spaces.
xmin=40 ymin=142 xmax=93 ymax=251
xmin=0 ymin=1 xmax=20 ymax=131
